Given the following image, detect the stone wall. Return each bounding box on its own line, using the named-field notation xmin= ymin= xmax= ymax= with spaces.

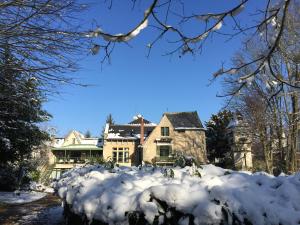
xmin=143 ymin=115 xmax=207 ymax=164
xmin=142 ymin=115 xmax=173 ymax=163
xmin=173 ymin=130 xmax=206 ymax=163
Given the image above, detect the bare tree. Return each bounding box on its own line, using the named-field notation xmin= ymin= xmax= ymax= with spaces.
xmin=0 ymin=0 xmax=91 ymax=92
xmin=223 ymin=3 xmax=299 ymax=172
xmin=87 ymin=0 xmax=298 ymax=96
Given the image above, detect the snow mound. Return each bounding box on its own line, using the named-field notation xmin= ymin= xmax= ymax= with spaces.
xmin=0 ymin=191 xmax=46 ymax=204
xmin=54 ymin=165 xmax=300 ymax=225
xmin=30 ymin=181 xmax=54 ymax=193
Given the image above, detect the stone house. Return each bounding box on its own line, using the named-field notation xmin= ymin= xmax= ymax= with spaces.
xmin=103 ymin=111 xmax=207 ymax=166
xmin=143 ymin=112 xmax=207 ymax=165
xmin=103 ymin=116 xmax=156 ymax=166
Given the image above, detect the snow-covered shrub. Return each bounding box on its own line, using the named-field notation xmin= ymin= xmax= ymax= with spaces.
xmin=54 ymin=164 xmax=300 ymax=225
xmin=28 ymin=170 xmax=41 ymax=182
xmin=163 ymin=168 xmax=174 ymax=178
xmin=174 ymin=154 xmax=202 ymax=168
xmin=88 ymin=157 xmax=106 ymax=165
xmin=0 ymin=160 xmax=41 ymax=191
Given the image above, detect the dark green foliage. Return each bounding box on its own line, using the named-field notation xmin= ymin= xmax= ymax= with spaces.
xmin=205 ymin=110 xmax=233 ymax=169
xmin=89 ymin=157 xmax=106 ymax=165
xmin=163 ymin=168 xmax=174 ymax=178
xmin=0 ymin=48 xmax=50 ymax=190
xmin=100 ymin=113 xmax=115 ymax=138
xmin=0 ymin=160 xmax=39 ymax=191
xmin=28 ymin=170 xmax=41 ymax=182
xmin=106 ymin=114 xmax=115 ymax=125
xmin=174 ymin=154 xmax=203 ymax=168
xmin=193 ymin=169 xmax=202 ymax=178
xmin=126 ymin=211 xmax=148 ymax=225
xmin=85 ymin=130 xmax=92 ymax=138
xmin=0 ymin=164 xmax=18 ymax=191
xmin=224 ymin=171 xmax=232 ymax=176
xmin=63 ymin=195 xmax=257 ymax=225
xmin=104 ymin=159 xmax=115 ymax=170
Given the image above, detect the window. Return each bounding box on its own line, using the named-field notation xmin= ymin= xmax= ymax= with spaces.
xmin=124 ymin=148 xmax=129 ymax=162
xmin=72 ymin=138 xmax=76 ymax=144
xmin=161 ymin=127 xmax=169 ymax=136
xmin=118 ymin=152 xmax=123 ymax=162
xmin=112 ymin=147 xmax=130 ymax=163
xmin=160 ymin=146 xmax=170 ymax=157
xmin=124 ymin=151 xmax=129 ymax=163
xmin=113 ymin=152 xmax=117 ymax=162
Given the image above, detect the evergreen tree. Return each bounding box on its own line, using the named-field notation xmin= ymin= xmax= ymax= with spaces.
xmin=0 ymin=48 xmax=50 ymax=190
xmin=85 ymin=130 xmax=92 ymax=138
xmin=106 ymin=114 xmax=115 ymax=125
xmin=100 ymin=114 xmax=115 ymax=139
xmin=205 ymin=110 xmax=233 ymax=168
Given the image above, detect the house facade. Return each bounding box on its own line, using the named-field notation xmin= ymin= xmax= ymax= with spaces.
xmin=103 ymin=117 xmax=156 ymax=166
xmin=50 ymin=130 xmax=102 ymax=179
xmin=143 ymin=112 xmax=206 ymax=165
xmin=103 ymin=112 xmax=207 ymax=166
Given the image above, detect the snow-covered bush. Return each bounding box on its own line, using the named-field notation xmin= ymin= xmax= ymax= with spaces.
xmin=174 ymin=154 xmax=202 ymax=168
xmin=54 ymin=164 xmax=300 ymax=225
xmin=0 ymin=160 xmax=42 ymax=191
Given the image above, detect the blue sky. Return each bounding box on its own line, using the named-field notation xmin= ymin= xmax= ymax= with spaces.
xmin=44 ymin=0 xmax=264 ymax=137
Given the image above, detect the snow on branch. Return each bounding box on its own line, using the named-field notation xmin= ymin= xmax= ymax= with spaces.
xmin=89 ymin=0 xmax=298 ymax=99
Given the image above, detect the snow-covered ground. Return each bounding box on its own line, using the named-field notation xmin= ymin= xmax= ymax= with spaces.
xmin=16 ymin=205 xmax=63 ymax=225
xmin=0 ymin=191 xmax=46 ymax=204
xmin=54 ymin=164 xmax=300 ymax=225
xmin=30 ymin=182 xmax=54 ymax=193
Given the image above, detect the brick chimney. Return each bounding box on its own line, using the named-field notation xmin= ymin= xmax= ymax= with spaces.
xmin=140 ymin=116 xmax=144 ymax=145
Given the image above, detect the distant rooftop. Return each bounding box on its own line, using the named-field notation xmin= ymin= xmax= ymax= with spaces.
xmin=128 ymin=117 xmax=153 ymax=125
xmin=107 ymin=124 xmax=155 ymax=140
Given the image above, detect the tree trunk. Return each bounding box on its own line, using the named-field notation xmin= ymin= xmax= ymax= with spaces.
xmin=289 ymin=65 xmax=299 ymax=172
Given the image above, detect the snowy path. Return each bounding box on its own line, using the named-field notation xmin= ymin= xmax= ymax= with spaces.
xmin=0 ymin=194 xmax=64 ymax=225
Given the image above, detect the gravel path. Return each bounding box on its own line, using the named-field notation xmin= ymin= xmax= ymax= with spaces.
xmin=0 ymin=194 xmax=64 ymax=225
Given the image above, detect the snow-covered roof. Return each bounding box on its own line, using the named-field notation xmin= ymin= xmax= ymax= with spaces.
xmin=81 ymin=138 xmax=98 ymax=145
xmin=128 ymin=117 xmax=154 ymax=125
xmin=105 ymin=123 xmax=155 ymax=140
xmin=53 ymin=138 xmax=64 ymax=148
xmin=106 ymin=133 xmax=138 ymax=140
xmin=52 ymin=130 xmax=101 ymax=148
xmin=52 ymin=144 xmax=102 ymax=151
xmin=174 ymin=127 xmax=204 ymax=131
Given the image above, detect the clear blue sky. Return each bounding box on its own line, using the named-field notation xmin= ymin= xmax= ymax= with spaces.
xmin=44 ymin=0 xmax=264 ymax=137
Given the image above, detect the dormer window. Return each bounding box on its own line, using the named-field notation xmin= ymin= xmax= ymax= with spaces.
xmin=161 ymin=127 xmax=169 ymax=136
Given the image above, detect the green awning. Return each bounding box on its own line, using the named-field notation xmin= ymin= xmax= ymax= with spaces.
xmin=52 ymin=144 xmax=102 ymax=151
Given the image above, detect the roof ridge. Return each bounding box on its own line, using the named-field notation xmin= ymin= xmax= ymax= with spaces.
xmin=164 ymin=111 xmax=197 ymax=115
